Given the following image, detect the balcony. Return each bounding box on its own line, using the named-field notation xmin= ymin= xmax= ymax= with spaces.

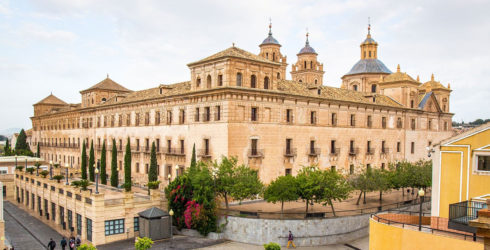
xmin=307 ymin=148 xmax=321 ymax=156
xmin=329 ymin=148 xmax=340 ymax=156
xmin=162 ymin=148 xmax=186 ymax=156
xmin=197 ymin=149 xmax=211 ymax=158
xmin=449 ymin=200 xmax=487 ymax=233
xmin=202 ymin=113 xmax=211 ymax=122
xmin=366 ymin=148 xmax=375 ymax=155
xmin=381 ymin=148 xmax=390 ymax=155
xmin=284 ymin=148 xmax=297 ymax=157
xmin=348 ymin=148 xmax=359 ymax=156
xmin=247 ymin=149 xmax=264 ymax=158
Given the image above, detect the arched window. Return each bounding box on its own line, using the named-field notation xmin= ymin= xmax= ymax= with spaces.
xmin=218 ymin=74 xmax=223 ymax=86
xmin=101 ymin=98 xmax=106 ymax=102
xmin=369 ymin=51 xmax=371 ymax=58
xmin=266 ymin=53 xmax=268 ymax=59
xmin=304 ymin=61 xmax=306 ymax=69
xmin=371 ymin=84 xmax=377 ymax=93
xmin=206 ymin=75 xmax=212 ymax=88
xmin=251 ymin=75 xmax=256 ymax=88
xmin=277 ymin=73 xmax=280 ymax=79
xmin=310 ymin=61 xmax=313 ymax=69
xmin=264 ymin=77 xmax=269 ymax=89
xmin=353 ymin=85 xmax=358 ymax=91
xmin=443 ymin=105 xmax=446 ymax=112
xmin=273 ymin=52 xmax=275 ymax=61
xmin=196 ymin=78 xmax=201 ymax=88
xmin=364 ymin=51 xmax=366 ymax=58
xmin=236 ymin=73 xmax=242 ymax=86
xmin=315 ymin=79 xmax=318 ymax=84
xmin=299 ymin=80 xmax=302 ymax=83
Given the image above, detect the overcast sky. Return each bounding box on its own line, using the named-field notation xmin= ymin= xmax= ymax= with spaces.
xmin=1 ymin=0 xmax=489 ymax=131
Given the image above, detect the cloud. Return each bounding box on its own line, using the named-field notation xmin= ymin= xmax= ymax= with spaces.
xmin=16 ymin=23 xmax=77 ymax=42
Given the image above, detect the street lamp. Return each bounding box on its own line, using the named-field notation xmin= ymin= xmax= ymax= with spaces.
xmin=418 ymin=189 xmax=425 ymax=231
xmin=169 ymin=209 xmax=174 ymax=238
xmin=95 ymin=161 xmax=100 ymax=194
xmin=64 ymin=163 xmax=69 ymax=185
xmin=49 ymin=160 xmax=53 ymax=179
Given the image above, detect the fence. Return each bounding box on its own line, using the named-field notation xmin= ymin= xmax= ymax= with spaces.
xmin=219 ymin=196 xmax=431 ymax=220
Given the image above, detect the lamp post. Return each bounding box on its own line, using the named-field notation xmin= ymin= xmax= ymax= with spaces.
xmin=418 ymin=189 xmax=425 ymax=231
xmin=168 ymin=174 xmax=171 ymax=184
xmin=49 ymin=160 xmax=53 ymax=179
xmin=64 ymin=163 xmax=69 ymax=185
xmin=95 ymin=161 xmax=100 ymax=194
xmin=169 ymin=209 xmax=174 ymax=238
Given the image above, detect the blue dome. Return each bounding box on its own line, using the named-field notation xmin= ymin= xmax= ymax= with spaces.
xmin=261 ymin=33 xmax=280 ymax=46
xmin=362 ymin=37 xmax=377 ymax=44
xmin=298 ymin=42 xmax=317 ymax=55
xmin=344 ymin=59 xmax=392 ymax=76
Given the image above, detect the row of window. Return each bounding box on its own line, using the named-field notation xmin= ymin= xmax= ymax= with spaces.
xmin=196 ymin=73 xmax=274 ymax=89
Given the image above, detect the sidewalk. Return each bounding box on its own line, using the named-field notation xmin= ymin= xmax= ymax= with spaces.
xmin=4 ymin=201 xmax=64 ymax=250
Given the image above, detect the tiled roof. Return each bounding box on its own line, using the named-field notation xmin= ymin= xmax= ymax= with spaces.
xmin=344 ymin=59 xmax=392 ymax=76
xmin=138 ymin=207 xmax=169 ymax=219
xmin=382 ymin=69 xmax=418 ymax=84
xmin=188 ymin=46 xmax=280 ymax=66
xmin=80 ymin=77 xmax=132 ymax=93
xmin=418 ymin=76 xmax=449 ymax=91
xmin=260 ymin=31 xmax=280 ymax=46
xmin=298 ymin=40 xmax=317 ymax=55
xmin=35 ymin=94 xmax=68 ymax=105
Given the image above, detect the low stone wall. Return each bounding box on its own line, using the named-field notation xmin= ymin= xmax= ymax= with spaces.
xmin=219 ymin=201 xmax=431 ymax=247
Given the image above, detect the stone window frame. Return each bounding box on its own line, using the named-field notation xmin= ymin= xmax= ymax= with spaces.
xmin=473 ymin=151 xmax=490 ymax=176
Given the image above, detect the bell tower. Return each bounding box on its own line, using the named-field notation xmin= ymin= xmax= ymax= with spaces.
xmin=360 ymin=22 xmax=378 ymax=60
xmin=290 ymin=32 xmax=324 ymax=86
xmin=258 ymin=21 xmax=287 ymax=80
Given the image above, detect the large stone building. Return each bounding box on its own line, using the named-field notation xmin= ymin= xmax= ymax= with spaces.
xmin=30 ymin=24 xmax=454 ymax=185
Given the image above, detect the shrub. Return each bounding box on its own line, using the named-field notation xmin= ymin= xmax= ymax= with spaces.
xmin=147 ymin=181 xmax=161 ymax=190
xmin=77 ymin=244 xmax=97 ymax=250
xmin=135 ymin=237 xmax=154 ymax=250
xmin=72 ymin=179 xmax=90 ymax=191
xmin=263 ymin=242 xmax=281 ymax=250
xmin=15 ymin=166 xmax=24 ymax=171
xmin=26 ymin=168 xmax=35 ymax=174
xmin=40 ymin=170 xmax=49 ymax=178
xmin=122 ymin=182 xmax=132 ymax=192
xmin=53 ymin=175 xmax=64 ymax=183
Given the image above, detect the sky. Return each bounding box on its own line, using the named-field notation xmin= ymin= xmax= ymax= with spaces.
xmin=0 ymin=0 xmax=489 ymax=131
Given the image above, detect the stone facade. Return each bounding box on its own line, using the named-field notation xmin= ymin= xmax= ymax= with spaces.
xmin=29 ymin=24 xmax=453 ymax=185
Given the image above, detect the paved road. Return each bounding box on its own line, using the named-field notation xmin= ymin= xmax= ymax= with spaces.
xmin=4 ymin=201 xmax=63 ymax=250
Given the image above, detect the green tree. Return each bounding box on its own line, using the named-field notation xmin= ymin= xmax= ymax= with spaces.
xmin=371 ymin=168 xmax=391 ymax=202
xmin=213 ymin=156 xmax=237 ymax=210
xmin=4 ymin=138 xmax=10 ymax=156
xmin=264 ymin=175 xmax=299 ymax=216
xmin=135 ymin=237 xmax=154 ymax=250
xmin=124 ymin=137 xmax=132 ymax=191
xmin=349 ymin=169 xmax=375 ymax=205
xmin=148 ymin=142 xmax=158 ymax=182
xmin=190 ymin=143 xmax=197 ymax=170
xmin=320 ymin=169 xmax=352 ymax=216
xmin=81 ymin=141 xmax=88 ymax=180
xmin=14 ymin=129 xmax=29 ymax=151
xmin=230 ymin=165 xmax=263 ymax=204
xmin=100 ymin=141 xmax=107 ymax=185
xmin=89 ymin=140 xmax=95 ymax=181
xmin=110 ymin=139 xmax=118 ymax=187
xmin=296 ymin=166 xmax=323 ymax=213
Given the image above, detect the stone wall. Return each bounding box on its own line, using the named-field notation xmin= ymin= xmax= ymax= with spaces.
xmin=219 ymin=201 xmax=431 ymax=246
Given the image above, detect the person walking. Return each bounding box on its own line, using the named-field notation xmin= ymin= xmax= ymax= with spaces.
xmin=75 ymin=235 xmax=81 ymax=247
xmin=60 ymin=237 xmax=67 ymax=250
xmin=287 ymin=231 xmax=296 ymax=248
xmin=47 ymin=238 xmax=56 ymax=250
xmin=68 ymin=237 xmax=75 ymax=250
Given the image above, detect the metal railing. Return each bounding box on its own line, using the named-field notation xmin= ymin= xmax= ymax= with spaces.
xmin=366 ymin=148 xmax=375 ymax=155
xmin=349 ymin=148 xmax=359 ymax=156
xmin=162 ymin=148 xmax=186 ymax=156
xmin=381 ymin=148 xmax=390 ymax=154
xmin=248 ymin=149 xmax=264 ymax=158
xmin=449 ymin=200 xmax=487 ymax=233
xmin=329 ymin=148 xmax=340 ymax=156
xmin=284 ymin=148 xmax=297 ymax=157
xmin=198 ymin=149 xmax=211 ymax=157
xmin=307 ymin=148 xmax=321 ymax=156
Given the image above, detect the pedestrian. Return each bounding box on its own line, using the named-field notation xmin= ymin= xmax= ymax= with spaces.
xmin=60 ymin=237 xmax=67 ymax=250
xmin=287 ymin=230 xmax=296 ymax=248
xmin=47 ymin=238 xmax=56 ymax=250
xmin=75 ymin=235 xmax=81 ymax=247
xmin=69 ymin=237 xmax=75 ymax=250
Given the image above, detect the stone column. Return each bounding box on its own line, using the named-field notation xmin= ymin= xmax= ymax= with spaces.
xmin=469 ymin=199 xmax=490 ymax=250
xmin=92 ymin=193 xmax=105 ymax=245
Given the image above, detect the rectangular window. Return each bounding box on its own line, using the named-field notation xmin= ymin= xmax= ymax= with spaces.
xmin=195 ymin=108 xmax=200 ymax=122
xmin=285 ymin=168 xmax=292 ymax=176
xmin=51 ymin=202 xmax=56 ymax=221
xmin=167 ymin=110 xmax=173 ymax=124
xmin=145 ymin=138 xmax=150 ymax=152
xmin=367 ymin=164 xmax=371 ymax=171
xmin=349 ymin=140 xmax=355 ymax=154
xmin=204 ymin=139 xmax=210 ymax=155
xmin=350 ymin=164 xmax=354 ymax=174
xmin=382 ymin=117 xmax=387 ymax=129
xmin=218 ymin=75 xmax=223 ymax=86
xmin=382 ymin=141 xmax=386 ymax=153
xmin=68 ymin=210 xmax=73 ymax=232
xmin=251 ymin=107 xmax=258 ymax=121
xmin=310 ymin=111 xmax=316 ymax=125
xmin=180 ymin=140 xmax=184 ymax=154
xmin=331 ymin=140 xmax=337 ymax=154
xmin=145 ymin=112 xmax=150 ymax=125
xmin=136 ymin=139 xmax=140 ymax=151
xmin=59 ymin=206 xmax=64 ymax=228
xmin=350 ymin=114 xmax=356 ymax=126
xmin=167 ymin=140 xmax=172 ymax=153
xmin=367 ymin=141 xmax=372 ymax=154
xmin=285 ymin=138 xmax=292 ymax=155
xmin=428 ymin=119 xmax=432 ymax=130
xmin=367 ymin=115 xmax=372 ymax=128
xmin=286 ymin=109 xmax=293 ymax=123
xmin=87 ymin=218 xmax=92 ymax=241
xmin=119 ymin=139 xmax=122 ymax=151
xmin=204 ymin=107 xmax=210 ymax=122
xmin=381 ymin=163 xmax=385 ymax=170
xmin=215 ymin=106 xmax=221 ymax=121
xmin=331 ymin=166 xmax=336 ymax=172
xmin=134 ymin=217 xmax=140 ymax=231
xmin=411 ymin=142 xmax=415 ymax=154
xmin=105 ymin=219 xmax=124 ymax=236
xmin=135 ymin=113 xmax=140 ymax=126
xmin=310 ymin=140 xmax=315 ymax=155
xmin=166 ymin=165 xmax=172 ymax=179
xmin=411 ymin=118 xmax=416 ymax=130
xmin=397 ymin=118 xmax=402 ymax=128
xmin=136 ymin=163 xmax=140 ymax=173
xmin=76 ymin=214 xmax=82 ymax=235
xmin=477 ymin=155 xmax=490 ymax=171
xmin=155 ymin=111 xmax=161 ymax=125
xmin=179 ymin=109 xmax=185 ymax=124
xmin=145 ymin=164 xmax=149 ymax=174
xmin=126 ymin=114 xmax=130 ymax=126
xmin=156 ymin=139 xmax=160 ymax=152
xmin=331 ymin=113 xmax=337 ymax=126
xmin=251 ymin=139 xmax=258 ymax=155
xmin=397 ymin=142 xmax=401 ymax=153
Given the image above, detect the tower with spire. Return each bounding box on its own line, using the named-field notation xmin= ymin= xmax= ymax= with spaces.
xmin=258 ymin=20 xmax=287 ymax=80
xmin=291 ymin=32 xmax=324 ymax=86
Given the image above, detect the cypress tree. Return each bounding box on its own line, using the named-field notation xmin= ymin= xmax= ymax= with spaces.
xmin=100 ymin=140 xmax=107 ymax=185
xmin=14 ymin=129 xmax=29 ymax=151
xmin=4 ymin=138 xmax=10 ymax=156
xmin=110 ymin=139 xmax=118 ymax=187
xmin=124 ymin=137 xmax=132 ymax=191
xmin=190 ymin=143 xmax=197 ymax=170
xmin=36 ymin=143 xmax=40 ymax=158
xmin=81 ymin=141 xmax=87 ymax=180
xmin=89 ymin=140 xmax=95 ymax=181
xmin=149 ymin=142 xmax=158 ymax=182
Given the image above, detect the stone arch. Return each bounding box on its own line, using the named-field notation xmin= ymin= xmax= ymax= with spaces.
xmin=206 ymin=75 xmax=212 ymax=88
xmin=251 ymin=75 xmax=257 ymax=88
xmin=264 ymin=76 xmax=269 ymax=89
xmin=236 ymin=73 xmax=242 ymax=86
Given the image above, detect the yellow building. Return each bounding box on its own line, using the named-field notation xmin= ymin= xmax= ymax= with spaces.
xmin=369 ymin=122 xmax=490 ymax=250
xmin=431 ymin=122 xmax=490 ymax=232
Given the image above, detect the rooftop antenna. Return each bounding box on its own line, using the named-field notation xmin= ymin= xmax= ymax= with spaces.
xmin=268 ymin=17 xmax=272 ymax=35
xmin=368 ymin=17 xmax=371 ymax=35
